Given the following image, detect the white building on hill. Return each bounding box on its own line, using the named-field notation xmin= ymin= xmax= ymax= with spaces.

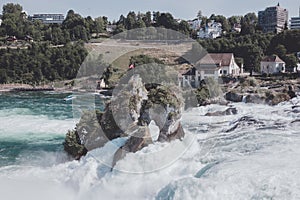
xmin=179 ymin=53 xmax=241 ymax=87
xmin=197 ymin=20 xmax=222 ymax=39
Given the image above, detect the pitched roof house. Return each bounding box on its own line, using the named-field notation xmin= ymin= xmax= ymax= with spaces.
xmin=179 ymin=53 xmax=242 ymax=88
xmin=260 ymin=55 xmax=285 ymax=74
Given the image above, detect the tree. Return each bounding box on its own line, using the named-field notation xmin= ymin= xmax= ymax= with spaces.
xmin=284 ymin=55 xmax=298 ymax=71
xmin=143 ymin=11 xmax=152 ymax=27
xmin=209 ymin=14 xmax=230 ymax=33
xmin=197 ymin=10 xmax=202 ymax=19
xmin=274 ymin=44 xmax=287 ymax=58
xmin=228 ymin=15 xmax=242 ymax=29
xmin=156 ymin=13 xmax=178 ymax=30
xmin=178 ymin=20 xmax=191 ymax=35
xmin=241 ymin=13 xmax=258 ymax=35
xmin=1 ymin=3 xmax=27 ymax=37
xmin=94 ymin=17 xmax=105 ymax=34
xmin=0 ymin=69 xmax=8 ymax=83
xmin=125 ymin=11 xmax=137 ymax=30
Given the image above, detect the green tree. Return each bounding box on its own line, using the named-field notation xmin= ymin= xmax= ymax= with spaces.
xmin=0 ymin=69 xmax=8 ymax=83
xmin=241 ymin=13 xmax=258 ymax=35
xmin=156 ymin=13 xmax=178 ymax=30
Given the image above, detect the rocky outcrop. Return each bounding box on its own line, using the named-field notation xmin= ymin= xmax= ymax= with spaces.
xmin=63 ymin=130 xmax=88 ymax=160
xmin=225 ymin=91 xmax=243 ymax=102
xmin=224 ymin=77 xmax=298 ymax=105
xmin=64 ymin=75 xmax=185 ymax=166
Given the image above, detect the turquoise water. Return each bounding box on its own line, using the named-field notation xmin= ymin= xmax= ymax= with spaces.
xmin=0 ymin=92 xmax=105 ymax=167
xmin=0 ymin=92 xmax=73 ymax=166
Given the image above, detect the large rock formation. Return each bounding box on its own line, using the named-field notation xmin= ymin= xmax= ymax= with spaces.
xmin=64 ymin=75 xmax=185 ymax=167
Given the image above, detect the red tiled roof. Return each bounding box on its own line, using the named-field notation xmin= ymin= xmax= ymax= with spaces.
xmin=261 ymin=55 xmax=285 ymax=63
xmin=197 ymin=53 xmax=234 ymax=67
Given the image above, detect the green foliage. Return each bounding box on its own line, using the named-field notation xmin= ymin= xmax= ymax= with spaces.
xmin=195 ymin=86 xmax=210 ymax=105
xmin=268 ymin=30 xmax=300 ymax=54
xmin=130 ymin=54 xmax=163 ymax=66
xmin=0 ymin=3 xmax=109 ymax=44
xmin=115 ymin=11 xmax=191 ymax=36
xmin=0 ymin=41 xmax=88 ymax=84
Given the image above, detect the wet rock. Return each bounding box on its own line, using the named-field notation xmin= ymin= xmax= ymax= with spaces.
xmin=63 ymin=130 xmax=88 ymax=160
xmin=288 ymin=85 xmax=296 ymax=99
xmin=226 ymin=116 xmax=265 ymax=132
xmin=205 ymin=107 xmax=238 ymax=116
xmin=265 ymin=92 xmax=290 ymax=105
xmin=245 ymin=94 xmax=266 ymax=104
xmin=112 ymin=126 xmax=153 ymax=167
xmin=225 ymin=91 xmax=243 ymax=102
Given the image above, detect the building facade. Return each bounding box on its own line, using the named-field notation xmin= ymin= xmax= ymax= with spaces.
xmin=290 ymin=8 xmax=300 ymax=29
xmin=179 ymin=53 xmax=241 ymax=88
xmin=260 ymin=55 xmax=285 ymax=74
xmin=187 ymin=19 xmax=202 ymax=31
xmin=258 ymin=3 xmax=288 ymax=33
xmin=197 ymin=20 xmax=222 ymax=39
xmin=29 ymin=14 xmax=65 ymax=24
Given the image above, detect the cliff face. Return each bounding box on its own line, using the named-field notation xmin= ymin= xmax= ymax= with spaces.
xmin=64 ymin=75 xmax=185 ymax=166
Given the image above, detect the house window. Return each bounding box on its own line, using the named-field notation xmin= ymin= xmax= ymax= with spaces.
xmin=223 ymin=70 xmax=227 ymax=75
xmin=220 ymin=70 xmax=222 ymax=74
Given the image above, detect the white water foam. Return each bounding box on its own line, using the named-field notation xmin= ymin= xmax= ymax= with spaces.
xmin=1 ymin=97 xmax=300 ymax=199
xmin=0 ymin=108 xmax=77 ymax=139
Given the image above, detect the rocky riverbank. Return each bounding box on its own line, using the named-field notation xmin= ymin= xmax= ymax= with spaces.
xmin=63 ymin=75 xmax=300 ymax=163
xmin=224 ymin=76 xmax=299 ymax=105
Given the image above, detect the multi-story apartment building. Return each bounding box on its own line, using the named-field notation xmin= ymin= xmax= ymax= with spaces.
xmin=29 ymin=14 xmax=65 ymax=24
xmin=290 ymin=8 xmax=300 ymax=30
xmin=258 ymin=3 xmax=288 ymax=33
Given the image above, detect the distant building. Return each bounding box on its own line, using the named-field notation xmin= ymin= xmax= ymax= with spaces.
xmin=258 ymin=3 xmax=288 ymax=33
xmin=197 ymin=20 xmax=222 ymax=39
xmin=24 ymin=35 xmax=33 ymax=42
xmin=232 ymin=23 xmax=242 ymax=33
xmin=6 ymin=36 xmax=17 ymax=43
xmin=29 ymin=14 xmax=64 ymax=24
xmin=187 ymin=19 xmax=202 ymax=31
xmin=290 ymin=7 xmax=300 ymax=30
xmin=260 ymin=55 xmax=285 ymax=74
xmin=179 ymin=53 xmax=241 ymax=87
xmin=106 ymin=25 xmax=117 ymax=33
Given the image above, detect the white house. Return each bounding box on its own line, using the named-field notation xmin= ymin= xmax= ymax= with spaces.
xmin=187 ymin=19 xmax=202 ymax=31
xmin=260 ymin=55 xmax=285 ymax=74
xmin=179 ymin=53 xmax=241 ymax=87
xmin=198 ymin=20 xmax=222 ymax=39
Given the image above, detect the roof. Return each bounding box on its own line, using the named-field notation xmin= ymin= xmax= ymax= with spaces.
xmin=261 ymin=55 xmax=285 ymax=63
xmin=197 ymin=53 xmax=234 ymax=67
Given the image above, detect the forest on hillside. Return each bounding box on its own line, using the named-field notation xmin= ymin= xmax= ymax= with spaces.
xmin=0 ymin=3 xmax=299 ymax=84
